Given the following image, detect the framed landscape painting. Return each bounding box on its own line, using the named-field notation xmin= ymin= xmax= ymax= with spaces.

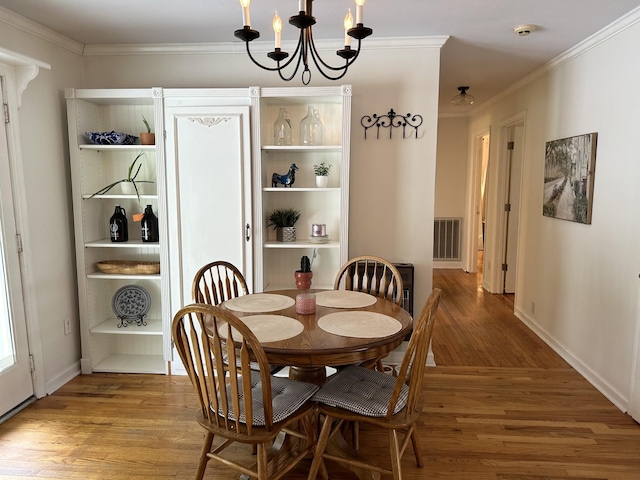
xmin=543 ymin=132 xmax=598 ymax=224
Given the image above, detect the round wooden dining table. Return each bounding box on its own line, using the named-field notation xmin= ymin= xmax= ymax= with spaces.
xmin=222 ymin=288 xmax=411 ymax=480
xmin=221 ymin=288 xmax=413 ymax=385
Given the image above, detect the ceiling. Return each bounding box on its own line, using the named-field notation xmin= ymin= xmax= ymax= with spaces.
xmin=0 ymin=0 xmax=638 ymax=113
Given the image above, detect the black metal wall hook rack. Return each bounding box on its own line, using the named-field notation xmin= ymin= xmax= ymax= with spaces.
xmin=360 ymin=109 xmax=423 ymax=139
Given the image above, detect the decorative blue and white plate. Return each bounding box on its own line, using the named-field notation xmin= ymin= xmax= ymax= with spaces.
xmin=112 ymin=285 xmax=151 ymax=324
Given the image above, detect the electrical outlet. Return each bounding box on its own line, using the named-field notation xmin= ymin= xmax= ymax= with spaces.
xmin=64 ymin=317 xmax=72 ymax=335
xmin=531 ymin=301 xmax=536 ymax=314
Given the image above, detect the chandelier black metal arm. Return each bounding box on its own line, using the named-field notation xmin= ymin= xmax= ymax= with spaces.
xmin=234 ymin=0 xmax=372 ymax=85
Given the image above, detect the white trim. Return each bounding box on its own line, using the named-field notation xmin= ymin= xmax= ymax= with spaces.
xmin=45 ymin=362 xmax=81 ymax=395
xmin=0 ymin=64 xmax=45 ymax=398
xmin=82 ymin=36 xmax=449 ymax=56
xmin=515 ymin=306 xmax=627 ymax=412
xmin=0 ymin=6 xmax=83 ymax=55
xmin=0 ymin=47 xmax=50 ymax=108
xmin=473 ymin=6 xmax=640 ymax=114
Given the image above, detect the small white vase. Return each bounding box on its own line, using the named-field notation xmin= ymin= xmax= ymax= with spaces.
xmin=120 ymin=181 xmax=136 ymax=195
xmin=315 ymin=176 xmax=329 ymax=188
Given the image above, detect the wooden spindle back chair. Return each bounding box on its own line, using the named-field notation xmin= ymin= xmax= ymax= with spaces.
xmin=308 ymin=288 xmax=442 ymax=480
xmin=172 ymin=303 xmax=320 ymax=480
xmin=192 ymin=260 xmax=249 ymax=305
xmin=334 ymin=255 xmax=404 ymax=306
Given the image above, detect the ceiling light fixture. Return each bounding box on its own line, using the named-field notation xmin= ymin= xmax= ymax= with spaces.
xmin=451 ymin=86 xmax=475 ymax=106
xmin=234 ymin=0 xmax=372 ymax=85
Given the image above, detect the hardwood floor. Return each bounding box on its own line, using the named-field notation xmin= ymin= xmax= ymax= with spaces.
xmin=1 ymin=267 xmax=639 ymax=479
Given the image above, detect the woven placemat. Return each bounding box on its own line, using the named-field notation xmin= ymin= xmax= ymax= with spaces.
xmin=224 ymin=294 xmax=295 ymax=313
xmin=315 ymin=290 xmax=377 ymax=308
xmin=219 ymin=315 xmax=303 ymax=343
xmin=317 ymin=311 xmax=401 ymax=338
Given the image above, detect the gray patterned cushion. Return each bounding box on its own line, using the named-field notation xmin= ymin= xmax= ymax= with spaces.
xmin=218 ymin=371 xmax=318 ymax=426
xmin=312 ymin=365 xmax=408 ymax=417
xmin=222 ymin=353 xmax=282 ymax=374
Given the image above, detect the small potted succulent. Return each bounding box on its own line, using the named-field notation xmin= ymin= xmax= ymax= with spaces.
xmin=267 ymin=207 xmax=301 ymax=242
xmin=313 ymin=162 xmax=332 ymax=188
xmin=140 ymin=115 xmax=155 ymax=145
xmin=294 ymin=255 xmax=313 ymax=289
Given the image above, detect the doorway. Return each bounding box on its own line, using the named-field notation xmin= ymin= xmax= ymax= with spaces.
xmin=465 ymin=114 xmax=526 ymax=295
xmin=502 ymin=123 xmax=524 ymax=293
xmin=0 ymin=76 xmax=33 ymax=417
xmin=463 ymin=129 xmax=490 ymax=274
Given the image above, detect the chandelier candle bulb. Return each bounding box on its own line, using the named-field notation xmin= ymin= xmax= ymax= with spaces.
xmin=299 ymin=0 xmax=305 ymax=13
xmin=355 ymin=0 xmax=365 ymax=24
xmin=344 ymin=9 xmax=353 ymax=46
xmin=239 ymin=0 xmax=251 ymax=27
xmin=273 ymin=12 xmax=282 ymax=49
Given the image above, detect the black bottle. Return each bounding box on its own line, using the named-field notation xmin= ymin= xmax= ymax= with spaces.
xmin=141 ymin=205 xmax=159 ymax=243
xmin=109 ymin=205 xmax=128 ymax=242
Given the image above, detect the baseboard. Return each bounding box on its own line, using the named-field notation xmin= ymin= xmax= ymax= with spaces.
xmin=514 ymin=306 xmax=628 ymax=412
xmin=45 ymin=362 xmax=81 ymax=396
xmin=433 ymin=261 xmax=463 ymax=269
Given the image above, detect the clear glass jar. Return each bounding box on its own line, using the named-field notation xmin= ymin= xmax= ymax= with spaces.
xmin=273 ymin=107 xmax=292 ymax=145
xmin=300 ymin=105 xmax=322 ymax=145
xmin=313 ymin=108 xmax=324 ymax=145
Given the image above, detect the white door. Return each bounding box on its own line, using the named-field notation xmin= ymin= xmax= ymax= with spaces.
xmin=630 ymin=286 xmax=640 ymax=423
xmin=164 ymin=102 xmax=253 ymax=314
xmin=503 ymin=125 xmax=523 ymax=293
xmin=0 ymin=77 xmax=33 ymax=416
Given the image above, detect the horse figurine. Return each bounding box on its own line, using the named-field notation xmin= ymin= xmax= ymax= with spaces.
xmin=272 ymin=163 xmax=299 ymax=188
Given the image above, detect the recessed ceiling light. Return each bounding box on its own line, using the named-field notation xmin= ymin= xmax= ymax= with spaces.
xmin=513 ymin=24 xmax=537 ymax=36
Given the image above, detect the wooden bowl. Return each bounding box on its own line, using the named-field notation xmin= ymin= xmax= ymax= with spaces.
xmin=96 ymin=260 xmax=160 ymax=275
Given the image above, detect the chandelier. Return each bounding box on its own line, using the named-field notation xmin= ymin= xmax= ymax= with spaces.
xmin=234 ymin=0 xmax=372 ymax=85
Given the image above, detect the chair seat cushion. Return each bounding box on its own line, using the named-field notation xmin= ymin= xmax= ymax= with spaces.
xmin=312 ymin=365 xmax=408 ymax=417
xmin=219 ymin=372 xmax=318 ymax=426
xmin=222 ymin=353 xmax=283 ymax=374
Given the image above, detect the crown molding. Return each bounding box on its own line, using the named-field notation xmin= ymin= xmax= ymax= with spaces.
xmin=82 ymin=35 xmax=449 ymax=56
xmin=472 ymin=5 xmax=640 ymax=115
xmin=0 ymin=6 xmax=83 ymax=55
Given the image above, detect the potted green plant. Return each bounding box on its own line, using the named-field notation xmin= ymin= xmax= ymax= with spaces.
xmin=295 ymin=255 xmax=313 ymax=289
xmin=313 ymin=162 xmax=332 ymax=188
xmin=90 ymin=152 xmax=153 ymax=201
xmin=140 ymin=115 xmax=155 ymax=145
xmin=267 ymin=207 xmax=301 ymax=242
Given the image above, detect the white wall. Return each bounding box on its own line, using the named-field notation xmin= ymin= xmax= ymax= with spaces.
xmin=435 ymin=116 xmax=469 ymax=219
xmin=0 ymin=16 xmax=84 ymax=394
xmin=468 ymin=14 xmax=640 ymax=410
xmin=0 ymin=19 xmax=444 ymax=392
xmin=80 ymin=41 xmax=443 ymax=310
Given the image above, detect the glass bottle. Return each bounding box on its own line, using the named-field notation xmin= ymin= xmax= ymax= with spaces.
xmin=141 ymin=204 xmax=159 ymax=243
xmin=110 ymin=205 xmax=128 ymax=242
xmin=273 ymin=107 xmax=292 ymax=145
xmin=300 ymin=105 xmax=321 ymax=145
xmin=313 ymin=108 xmax=324 ymax=145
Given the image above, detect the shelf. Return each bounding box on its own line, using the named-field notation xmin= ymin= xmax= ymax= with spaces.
xmin=263 ymin=187 xmax=340 ymax=192
xmin=87 ymin=272 xmax=161 ymax=280
xmin=79 ymin=144 xmax=156 ymax=151
xmin=85 ymin=239 xmax=160 ymax=248
xmin=82 ymin=194 xmax=158 ymax=200
xmin=262 ymin=145 xmax=341 ymax=153
xmin=92 ymin=354 xmax=166 ymax=374
xmin=91 ymin=318 xmax=163 ymax=335
xmin=264 ymin=240 xmax=340 ymax=249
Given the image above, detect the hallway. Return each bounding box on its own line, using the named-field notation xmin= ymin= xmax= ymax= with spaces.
xmin=432 ymin=267 xmax=569 ymax=368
